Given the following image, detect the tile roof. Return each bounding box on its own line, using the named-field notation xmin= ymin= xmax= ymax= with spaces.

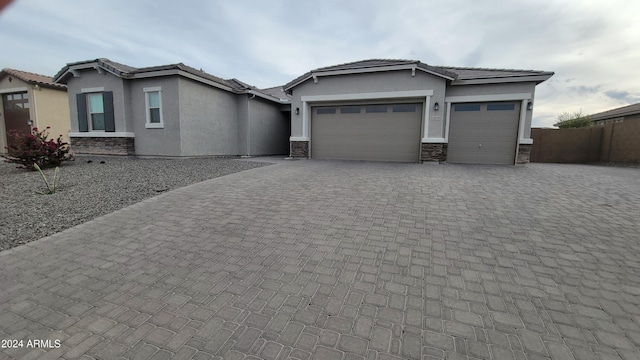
xmin=134 ymin=62 xmax=233 ymax=89
xmin=54 ymin=59 xmax=234 ymax=89
xmin=53 ymin=59 xmax=287 ymax=103
xmin=314 ymin=59 xmax=417 ymax=71
xmin=590 ymin=103 xmax=640 ymax=121
xmin=260 ymin=86 xmax=291 ymax=101
xmin=225 ymin=78 xmax=288 ymax=101
xmin=1 ymin=68 xmax=66 ymax=90
xmin=226 ymin=78 xmax=252 ymax=90
xmin=440 ymin=66 xmax=554 ymax=80
xmin=284 ymin=59 xmax=456 ymax=90
xmin=284 ymin=59 xmax=554 ymax=91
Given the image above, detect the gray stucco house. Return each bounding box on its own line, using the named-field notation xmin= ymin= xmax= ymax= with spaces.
xmin=53 ymin=59 xmax=290 ymax=156
xmin=284 ymin=59 xmax=553 ymax=164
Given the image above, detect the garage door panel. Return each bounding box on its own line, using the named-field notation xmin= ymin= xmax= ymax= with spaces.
xmin=311 ymin=103 xmax=422 ymax=162
xmin=448 ymin=102 xmax=520 ymax=165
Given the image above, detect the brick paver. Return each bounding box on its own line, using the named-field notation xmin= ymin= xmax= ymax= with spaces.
xmin=1 ymin=161 xmax=639 ymax=359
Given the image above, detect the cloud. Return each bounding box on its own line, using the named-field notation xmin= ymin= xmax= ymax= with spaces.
xmin=568 ymin=85 xmax=602 ymax=95
xmin=0 ymin=0 xmax=639 ymax=126
xmin=605 ymin=90 xmax=640 ymax=104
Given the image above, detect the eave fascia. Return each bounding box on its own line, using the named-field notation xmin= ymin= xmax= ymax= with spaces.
xmin=128 ymin=69 xmax=236 ymax=93
xmin=54 ymin=62 xmax=121 ymax=83
xmin=246 ymin=89 xmax=291 ymax=104
xmin=450 ymin=74 xmax=553 ymax=85
xmin=285 ymin=64 xmax=455 ymax=91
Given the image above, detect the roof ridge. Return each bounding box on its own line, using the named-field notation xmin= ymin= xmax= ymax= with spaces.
xmin=315 ymin=58 xmax=418 ymax=71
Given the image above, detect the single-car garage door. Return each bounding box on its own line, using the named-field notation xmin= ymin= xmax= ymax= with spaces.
xmin=447 ymin=102 xmax=520 ymax=165
xmin=311 ymin=103 xmax=422 ymax=162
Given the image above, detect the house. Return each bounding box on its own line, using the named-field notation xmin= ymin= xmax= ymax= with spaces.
xmin=52 ymin=59 xmax=290 ymax=156
xmin=0 ymin=68 xmax=70 ymax=153
xmin=591 ymin=103 xmax=640 ymax=126
xmin=284 ymin=59 xmax=553 ymax=164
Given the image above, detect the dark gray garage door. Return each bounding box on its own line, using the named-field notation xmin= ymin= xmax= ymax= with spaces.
xmin=311 ymin=103 xmax=422 ymax=162
xmin=447 ymin=102 xmax=520 ymax=164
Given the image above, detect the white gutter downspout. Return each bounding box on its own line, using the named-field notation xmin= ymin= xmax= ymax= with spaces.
xmin=247 ymin=94 xmax=256 ymax=156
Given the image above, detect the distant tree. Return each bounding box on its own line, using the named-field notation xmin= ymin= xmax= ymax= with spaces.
xmin=554 ymin=110 xmax=592 ymax=128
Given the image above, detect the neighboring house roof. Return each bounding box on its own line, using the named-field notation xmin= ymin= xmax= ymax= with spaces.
xmin=0 ymin=68 xmax=67 ymax=90
xmin=53 ymin=58 xmax=287 ymax=104
xmin=283 ymin=59 xmax=554 ymax=91
xmin=590 ymin=103 xmax=640 ymax=122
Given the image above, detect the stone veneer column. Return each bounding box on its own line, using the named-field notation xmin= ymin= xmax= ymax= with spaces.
xmin=517 ymin=144 xmax=532 ymax=164
xmin=290 ymin=141 xmax=309 ymax=158
xmin=421 ymin=143 xmax=447 ymax=163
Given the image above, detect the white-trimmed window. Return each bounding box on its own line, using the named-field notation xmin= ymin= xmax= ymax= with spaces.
xmin=144 ymin=87 xmax=163 ymax=128
xmin=88 ymin=93 xmax=105 ymax=131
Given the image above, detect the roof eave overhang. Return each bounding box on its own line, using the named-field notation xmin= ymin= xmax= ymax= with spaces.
xmin=0 ymin=71 xmax=60 ymax=91
xmin=30 ymin=82 xmax=67 ymax=90
xmin=245 ymin=89 xmax=291 ymax=104
xmin=54 ymin=65 xmax=239 ymax=93
xmin=284 ymin=64 xmax=455 ymax=92
xmin=53 ymin=61 xmax=119 ymax=84
xmin=450 ymin=74 xmax=554 ymax=86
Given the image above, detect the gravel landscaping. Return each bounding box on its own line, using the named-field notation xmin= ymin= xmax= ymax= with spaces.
xmin=0 ymin=155 xmax=272 ymax=251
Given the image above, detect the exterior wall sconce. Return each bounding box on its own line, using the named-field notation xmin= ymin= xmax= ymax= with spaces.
xmin=295 ymin=107 xmax=300 ymax=115
xmin=527 ymin=101 xmax=533 ymax=111
xmin=433 ymin=102 xmax=439 ymax=111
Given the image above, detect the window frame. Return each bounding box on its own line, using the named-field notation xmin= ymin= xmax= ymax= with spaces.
xmin=487 ymin=102 xmax=516 ymax=111
xmin=144 ymin=87 xmax=164 ymax=129
xmin=87 ymin=93 xmax=106 ymax=132
xmin=316 ymin=107 xmax=336 ymax=115
xmin=453 ymin=103 xmax=482 ymax=112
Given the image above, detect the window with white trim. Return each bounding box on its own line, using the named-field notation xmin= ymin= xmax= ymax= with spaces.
xmin=88 ymin=93 xmax=105 ymax=131
xmin=144 ymin=87 xmax=163 ymax=128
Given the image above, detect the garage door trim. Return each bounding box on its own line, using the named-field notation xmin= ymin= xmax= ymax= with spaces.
xmin=294 ymin=90 xmax=435 ymax=155
xmin=444 ymin=93 xmax=531 ymax=165
xmin=310 ymin=102 xmax=424 ymax=162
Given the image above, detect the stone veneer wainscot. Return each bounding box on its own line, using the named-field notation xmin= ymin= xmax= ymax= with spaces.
xmin=70 ymin=137 xmax=135 ymax=156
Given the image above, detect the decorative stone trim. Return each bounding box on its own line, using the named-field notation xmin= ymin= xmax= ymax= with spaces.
xmin=291 ymin=141 xmax=309 ymax=158
xmin=517 ymin=144 xmax=532 ymax=164
xmin=70 ymin=136 xmax=135 ymax=156
xmin=421 ymin=143 xmax=447 ymax=162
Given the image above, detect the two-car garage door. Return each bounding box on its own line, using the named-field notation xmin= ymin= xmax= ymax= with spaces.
xmin=311 ymin=103 xmax=422 ymax=162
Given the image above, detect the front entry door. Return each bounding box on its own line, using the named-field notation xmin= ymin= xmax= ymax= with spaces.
xmin=3 ymin=92 xmax=31 ymax=149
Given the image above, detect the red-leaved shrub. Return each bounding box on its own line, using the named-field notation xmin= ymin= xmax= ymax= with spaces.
xmin=2 ymin=127 xmax=74 ymax=170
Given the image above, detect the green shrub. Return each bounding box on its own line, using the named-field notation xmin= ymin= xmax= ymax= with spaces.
xmin=2 ymin=127 xmax=74 ymax=170
xmin=554 ymin=110 xmax=592 ymax=128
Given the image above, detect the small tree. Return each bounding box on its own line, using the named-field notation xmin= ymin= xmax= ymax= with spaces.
xmin=554 ymin=110 xmax=592 ymax=128
xmin=2 ymin=127 xmax=74 ymax=170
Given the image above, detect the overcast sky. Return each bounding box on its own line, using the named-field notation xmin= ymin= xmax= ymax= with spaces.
xmin=1 ymin=0 xmax=638 ymax=127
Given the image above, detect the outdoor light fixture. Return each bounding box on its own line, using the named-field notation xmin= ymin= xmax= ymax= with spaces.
xmin=295 ymin=107 xmax=300 ymax=115
xmin=433 ymin=102 xmax=439 ymax=111
xmin=527 ymin=101 xmax=533 ymax=110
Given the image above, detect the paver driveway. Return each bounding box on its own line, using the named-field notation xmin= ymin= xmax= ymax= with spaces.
xmin=1 ymin=161 xmax=640 ymax=360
